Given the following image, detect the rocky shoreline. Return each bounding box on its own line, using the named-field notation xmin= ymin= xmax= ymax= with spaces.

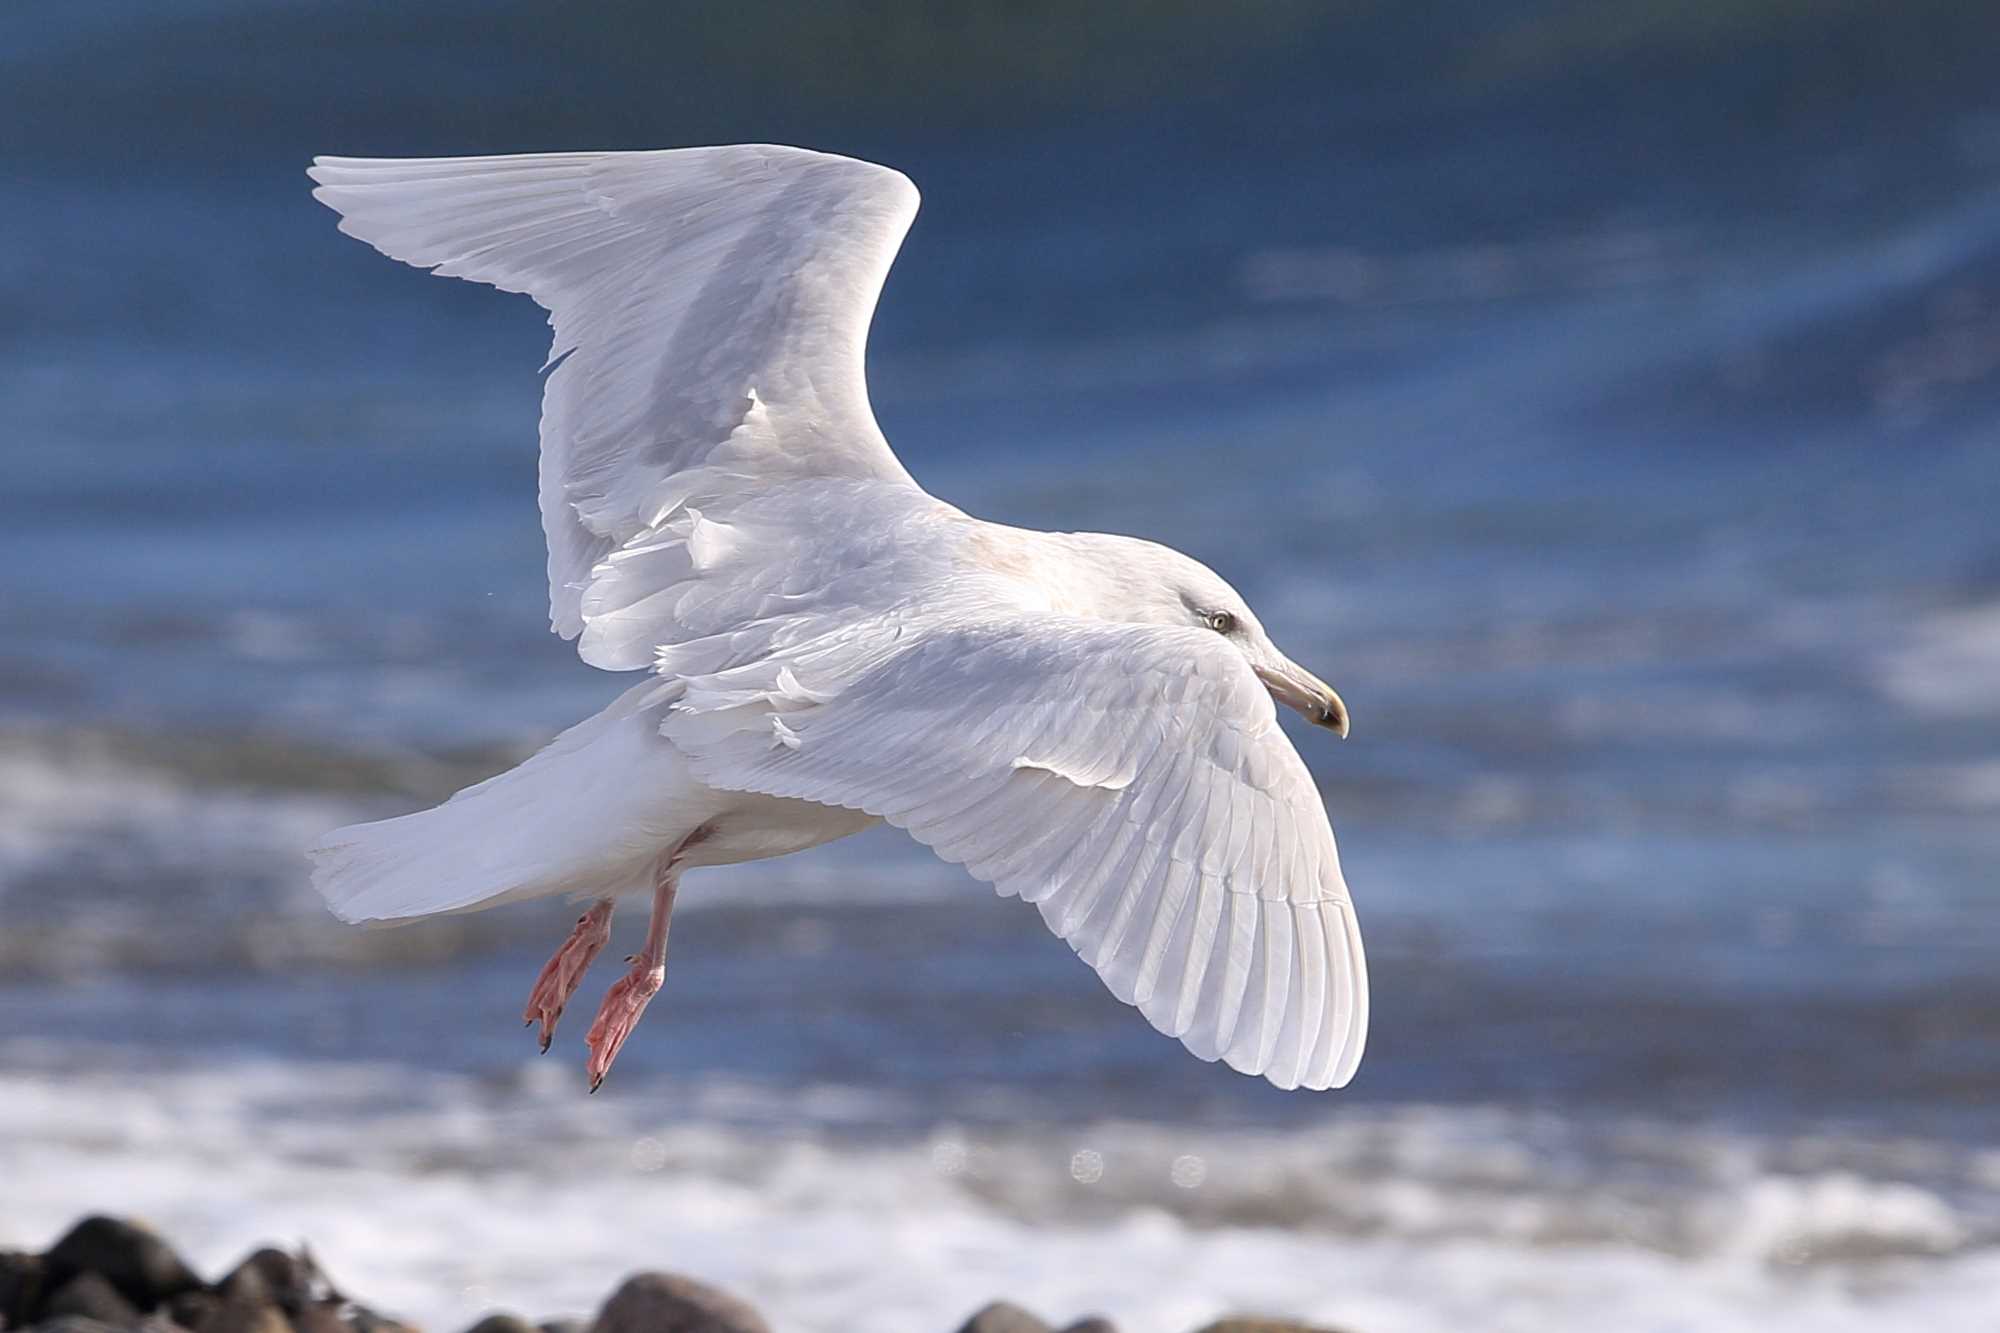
xmin=0 ymin=1217 xmax=1336 ymax=1333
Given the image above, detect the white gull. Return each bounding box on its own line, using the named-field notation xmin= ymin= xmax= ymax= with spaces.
xmin=305 ymin=145 xmax=1366 ymax=1092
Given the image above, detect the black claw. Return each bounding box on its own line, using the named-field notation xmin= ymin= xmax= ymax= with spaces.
xmin=539 ymin=1033 xmax=551 ymax=1054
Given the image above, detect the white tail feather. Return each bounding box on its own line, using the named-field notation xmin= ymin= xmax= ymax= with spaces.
xmin=307 ymin=683 xmax=693 ymax=924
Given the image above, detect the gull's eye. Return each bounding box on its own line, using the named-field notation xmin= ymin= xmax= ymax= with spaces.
xmin=1206 ymin=611 xmax=1238 ymax=635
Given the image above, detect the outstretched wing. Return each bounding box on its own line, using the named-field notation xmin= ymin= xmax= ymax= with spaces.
xmin=307 ymin=146 xmax=923 ymax=657
xmin=664 ymin=617 xmax=1369 ymax=1090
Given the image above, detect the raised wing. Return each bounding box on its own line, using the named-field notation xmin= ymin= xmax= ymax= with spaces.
xmin=307 ymin=146 xmax=923 ymax=657
xmin=663 ymin=617 xmax=1369 ymax=1090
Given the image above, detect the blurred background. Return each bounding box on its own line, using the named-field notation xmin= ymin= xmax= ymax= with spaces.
xmin=3 ymin=3 xmax=1998 ymax=1330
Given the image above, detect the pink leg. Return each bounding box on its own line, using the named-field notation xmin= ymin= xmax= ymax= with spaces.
xmin=522 ymin=898 xmax=614 ymax=1053
xmin=584 ymin=866 xmax=680 ymax=1093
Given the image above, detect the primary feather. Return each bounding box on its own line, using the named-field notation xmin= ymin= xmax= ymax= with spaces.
xmin=309 ymin=146 xmax=920 ymax=659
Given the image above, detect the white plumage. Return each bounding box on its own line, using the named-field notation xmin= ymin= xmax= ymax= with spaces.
xmin=306 ymin=145 xmax=1369 ymax=1091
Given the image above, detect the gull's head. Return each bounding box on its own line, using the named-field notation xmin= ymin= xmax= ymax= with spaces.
xmin=1064 ymin=534 xmax=1350 ymax=738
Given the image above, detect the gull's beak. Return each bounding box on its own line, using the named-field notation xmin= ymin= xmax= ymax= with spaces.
xmin=1255 ymin=656 xmax=1350 ymax=738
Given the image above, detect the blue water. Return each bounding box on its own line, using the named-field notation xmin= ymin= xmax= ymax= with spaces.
xmin=2 ymin=9 xmax=1999 ymax=1327
xmin=5 ymin=2 xmax=2000 ymax=1095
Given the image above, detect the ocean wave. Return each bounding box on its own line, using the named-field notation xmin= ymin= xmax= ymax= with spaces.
xmin=0 ymin=1047 xmax=1994 ymax=1333
xmin=0 ymin=727 xmax=960 ymax=977
xmin=0 ymin=729 xmax=378 ymax=973
xmin=1878 ymin=601 xmax=2000 ymax=718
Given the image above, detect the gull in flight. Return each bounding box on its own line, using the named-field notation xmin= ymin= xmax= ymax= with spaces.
xmin=305 ymin=146 xmax=1367 ymax=1092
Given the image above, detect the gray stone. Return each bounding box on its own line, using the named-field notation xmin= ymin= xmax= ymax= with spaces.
xmin=136 ymin=1317 xmax=198 ymax=1333
xmin=342 ymin=1308 xmax=417 ymax=1333
xmin=537 ymin=1320 xmax=585 ymax=1333
xmin=192 ymin=1298 xmax=291 ymax=1333
xmin=1 ymin=1251 xmax=45 ymax=1328
xmin=462 ymin=1316 xmax=536 ymax=1333
xmin=39 ymin=1273 xmax=141 ymax=1326
xmin=1191 ymin=1321 xmax=1347 ymax=1333
xmin=213 ymin=1269 xmax=271 ymax=1315
xmin=166 ymin=1292 xmax=222 ymax=1331
xmin=589 ymin=1272 xmax=769 ymax=1333
xmin=287 ymin=1305 xmax=347 ymax=1333
xmin=22 ymin=1317 xmax=126 ymax=1333
xmin=953 ymin=1302 xmax=1052 ymax=1333
xmin=1056 ymin=1320 xmax=1118 ymax=1333
xmin=44 ymin=1218 xmax=204 ymax=1312
xmin=216 ymin=1251 xmax=334 ymax=1317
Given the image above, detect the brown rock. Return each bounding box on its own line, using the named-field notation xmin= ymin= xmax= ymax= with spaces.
xmin=537 ymin=1321 xmax=585 ymax=1333
xmin=1191 ymin=1321 xmax=1348 ymax=1333
xmin=22 ymin=1317 xmax=127 ymax=1333
xmin=282 ymin=1302 xmax=410 ymax=1333
xmin=344 ymin=1308 xmax=418 ymax=1333
xmin=167 ymin=1292 xmax=223 ymax=1330
xmin=462 ymin=1316 xmax=536 ymax=1333
xmin=352 ymin=1304 xmax=418 ymax=1328
xmin=194 ymin=1298 xmax=291 ymax=1333
xmin=43 ymin=1217 xmax=204 ymax=1312
xmin=589 ymin=1272 xmax=769 ymax=1333
xmin=953 ymin=1302 xmax=1052 ymax=1333
xmin=287 ymin=1305 xmax=347 ymax=1333
xmin=216 ymin=1250 xmax=336 ymax=1317
xmin=137 ymin=1317 xmax=198 ymax=1333
xmin=38 ymin=1272 xmax=141 ymax=1326
xmin=1057 ymin=1320 xmax=1118 ymax=1333
xmin=214 ymin=1272 xmax=270 ymax=1311
xmin=1 ymin=1251 xmax=45 ymax=1328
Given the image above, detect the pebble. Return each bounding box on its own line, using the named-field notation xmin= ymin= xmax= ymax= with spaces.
xmin=954 ymin=1301 xmax=1053 ymax=1333
xmin=345 ymin=1307 xmax=420 ymax=1333
xmin=193 ymin=1296 xmax=292 ymax=1333
xmin=217 ymin=1249 xmax=330 ymax=1314
xmin=39 ymin=1273 xmax=141 ymax=1327
xmin=1057 ymin=1320 xmax=1120 ymax=1333
xmin=290 ymin=1305 xmax=350 ymax=1333
xmin=1192 ymin=1321 xmax=1348 ymax=1333
xmin=461 ymin=1315 xmax=538 ymax=1333
xmin=588 ymin=1272 xmax=770 ymax=1333
xmin=166 ymin=1291 xmax=224 ymax=1330
xmin=23 ymin=1317 xmax=129 ymax=1333
xmin=1 ymin=1251 xmax=46 ymax=1328
xmin=43 ymin=1217 xmax=204 ymax=1313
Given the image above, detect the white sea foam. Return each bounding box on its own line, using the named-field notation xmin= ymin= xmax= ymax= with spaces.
xmin=0 ymin=1045 xmax=1993 ymax=1333
xmin=0 ymin=736 xmax=362 ymax=930
xmin=0 ymin=736 xmax=955 ymax=973
xmin=1878 ymin=601 xmax=2000 ymax=717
